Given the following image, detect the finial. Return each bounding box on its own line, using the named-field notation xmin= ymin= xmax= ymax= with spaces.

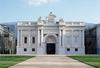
xmin=50 ymin=12 xmax=52 ymax=14
xmin=48 ymin=12 xmax=56 ymax=18
xmin=59 ymin=18 xmax=64 ymax=22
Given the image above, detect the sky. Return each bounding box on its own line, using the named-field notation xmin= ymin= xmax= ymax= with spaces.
xmin=0 ymin=0 xmax=100 ymax=24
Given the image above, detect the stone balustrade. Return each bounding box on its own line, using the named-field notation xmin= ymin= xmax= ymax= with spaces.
xmin=17 ymin=21 xmax=85 ymax=26
xmin=17 ymin=21 xmax=36 ymax=26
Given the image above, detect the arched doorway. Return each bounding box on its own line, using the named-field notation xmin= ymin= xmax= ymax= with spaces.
xmin=45 ymin=35 xmax=56 ymax=54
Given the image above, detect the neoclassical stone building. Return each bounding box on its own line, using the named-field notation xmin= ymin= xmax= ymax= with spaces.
xmin=17 ymin=12 xmax=85 ymax=55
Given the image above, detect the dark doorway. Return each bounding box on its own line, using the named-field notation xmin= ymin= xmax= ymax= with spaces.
xmin=46 ymin=43 xmax=56 ymax=54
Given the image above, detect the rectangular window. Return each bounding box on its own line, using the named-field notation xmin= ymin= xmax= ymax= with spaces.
xmin=75 ymin=48 xmax=78 ymax=51
xmin=32 ymin=37 xmax=35 ymax=43
xmin=24 ymin=37 xmax=27 ymax=44
xmin=67 ymin=48 xmax=70 ymax=51
xmin=32 ymin=48 xmax=35 ymax=51
xmin=24 ymin=48 xmax=27 ymax=52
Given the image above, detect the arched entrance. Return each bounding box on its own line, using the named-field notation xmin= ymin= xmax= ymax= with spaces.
xmin=45 ymin=35 xmax=56 ymax=54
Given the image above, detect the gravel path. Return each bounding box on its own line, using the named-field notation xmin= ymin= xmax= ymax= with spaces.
xmin=10 ymin=55 xmax=93 ymax=68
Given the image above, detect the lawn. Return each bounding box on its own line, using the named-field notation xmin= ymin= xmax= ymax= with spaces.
xmin=0 ymin=56 xmax=33 ymax=68
xmin=69 ymin=55 xmax=100 ymax=68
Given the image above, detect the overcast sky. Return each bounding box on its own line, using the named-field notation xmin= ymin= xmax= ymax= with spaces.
xmin=0 ymin=0 xmax=100 ymax=24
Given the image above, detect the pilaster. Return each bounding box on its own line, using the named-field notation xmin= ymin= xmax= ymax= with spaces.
xmin=29 ymin=30 xmax=31 ymax=46
xmin=37 ymin=24 xmax=44 ymax=54
xmin=82 ymin=30 xmax=85 ymax=48
xmin=20 ymin=30 xmax=22 ymax=46
xmin=58 ymin=26 xmax=65 ymax=54
xmin=17 ymin=30 xmax=20 ymax=46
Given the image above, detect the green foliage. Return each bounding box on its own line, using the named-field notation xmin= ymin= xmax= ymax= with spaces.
xmin=69 ymin=55 xmax=100 ymax=68
xmin=0 ymin=56 xmax=33 ymax=68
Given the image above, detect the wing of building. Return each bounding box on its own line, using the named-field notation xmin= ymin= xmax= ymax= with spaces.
xmin=17 ymin=12 xmax=85 ymax=55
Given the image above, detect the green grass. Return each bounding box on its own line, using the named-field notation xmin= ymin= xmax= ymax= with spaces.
xmin=0 ymin=56 xmax=33 ymax=68
xmin=69 ymin=55 xmax=100 ymax=68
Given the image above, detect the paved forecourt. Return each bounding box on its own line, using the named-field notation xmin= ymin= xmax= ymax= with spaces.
xmin=10 ymin=55 xmax=93 ymax=68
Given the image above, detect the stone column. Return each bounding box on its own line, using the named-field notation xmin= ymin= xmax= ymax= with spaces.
xmin=37 ymin=28 xmax=44 ymax=55
xmin=17 ymin=30 xmax=21 ymax=54
xmin=59 ymin=29 xmax=62 ymax=47
xmin=62 ymin=29 xmax=65 ymax=54
xmin=40 ymin=29 xmax=41 ymax=46
xmin=20 ymin=30 xmax=22 ymax=46
xmin=37 ymin=28 xmax=40 ymax=54
xmin=17 ymin=30 xmax=20 ymax=46
xmin=37 ymin=29 xmax=40 ymax=47
xmin=82 ymin=30 xmax=85 ymax=48
xmin=58 ymin=29 xmax=65 ymax=54
xmin=29 ymin=30 xmax=31 ymax=46
xmin=41 ymin=28 xmax=44 ymax=54
xmin=62 ymin=29 xmax=65 ymax=47
xmin=81 ymin=30 xmax=85 ymax=54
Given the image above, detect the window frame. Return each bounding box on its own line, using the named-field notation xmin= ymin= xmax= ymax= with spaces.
xmin=24 ymin=37 xmax=27 ymax=44
xmin=67 ymin=48 xmax=70 ymax=51
xmin=32 ymin=48 xmax=35 ymax=51
xmin=32 ymin=37 xmax=35 ymax=44
xmin=24 ymin=48 xmax=27 ymax=52
xmin=75 ymin=48 xmax=78 ymax=51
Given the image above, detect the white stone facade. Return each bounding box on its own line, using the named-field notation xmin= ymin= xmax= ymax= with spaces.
xmin=17 ymin=12 xmax=85 ymax=55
